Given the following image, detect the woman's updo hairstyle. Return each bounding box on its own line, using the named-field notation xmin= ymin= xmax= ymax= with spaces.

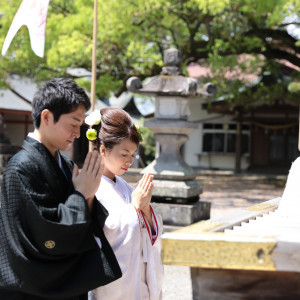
xmin=90 ymin=107 xmax=140 ymax=151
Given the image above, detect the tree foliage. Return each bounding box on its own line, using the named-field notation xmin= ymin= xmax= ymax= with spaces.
xmin=0 ymin=0 xmax=299 ymax=103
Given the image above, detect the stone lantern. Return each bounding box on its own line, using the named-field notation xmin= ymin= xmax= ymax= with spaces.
xmin=0 ymin=115 xmax=18 ymax=174
xmin=126 ymin=48 xmax=217 ymax=226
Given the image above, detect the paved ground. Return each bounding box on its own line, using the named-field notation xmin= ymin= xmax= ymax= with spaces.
xmin=160 ymin=171 xmax=287 ymax=300
xmin=197 ymin=172 xmax=286 ymax=219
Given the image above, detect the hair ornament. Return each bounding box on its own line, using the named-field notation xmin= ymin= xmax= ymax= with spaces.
xmin=85 ymin=109 xmax=101 ymax=126
xmin=86 ymin=128 xmax=98 ymax=141
xmin=135 ymin=125 xmax=143 ymax=142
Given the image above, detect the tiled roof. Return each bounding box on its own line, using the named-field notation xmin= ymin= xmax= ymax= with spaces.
xmin=5 ymin=75 xmax=38 ymax=103
xmin=0 ymin=88 xmax=32 ymax=112
xmin=0 ymin=75 xmax=155 ymax=117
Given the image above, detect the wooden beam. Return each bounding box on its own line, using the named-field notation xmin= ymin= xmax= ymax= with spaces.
xmin=5 ymin=120 xmax=33 ymax=124
xmin=161 ymin=198 xmax=292 ymax=271
xmin=191 ymin=268 xmax=300 ymax=299
xmin=0 ymin=109 xmax=32 ymax=115
xmin=162 ymin=232 xmax=277 ymax=270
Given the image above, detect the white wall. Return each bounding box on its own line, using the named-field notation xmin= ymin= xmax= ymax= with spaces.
xmin=183 ymin=98 xmax=250 ymax=170
xmin=197 ymin=153 xmax=250 ymax=169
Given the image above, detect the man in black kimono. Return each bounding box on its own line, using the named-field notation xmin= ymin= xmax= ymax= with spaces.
xmin=0 ymin=78 xmax=122 ymax=299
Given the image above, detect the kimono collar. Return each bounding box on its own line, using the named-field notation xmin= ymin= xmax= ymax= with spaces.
xmin=23 ymin=135 xmax=55 ymax=159
xmin=23 ymin=135 xmax=74 ymax=195
xmin=103 ymin=175 xmax=117 ymax=185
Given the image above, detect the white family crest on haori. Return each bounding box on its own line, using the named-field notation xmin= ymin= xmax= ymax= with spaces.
xmin=2 ymin=0 xmax=50 ymax=58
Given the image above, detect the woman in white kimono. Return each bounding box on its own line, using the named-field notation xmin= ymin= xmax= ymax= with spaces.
xmin=86 ymin=107 xmax=164 ymax=300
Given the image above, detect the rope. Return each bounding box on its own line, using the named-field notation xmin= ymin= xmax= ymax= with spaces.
xmin=250 ymin=121 xmax=298 ymax=130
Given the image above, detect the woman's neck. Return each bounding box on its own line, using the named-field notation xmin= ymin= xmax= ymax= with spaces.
xmin=103 ymin=170 xmax=116 ymax=182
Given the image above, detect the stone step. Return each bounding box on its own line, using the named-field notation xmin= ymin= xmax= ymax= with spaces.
xmin=0 ymin=154 xmax=15 ymax=173
xmin=0 ymin=143 xmax=18 ymax=154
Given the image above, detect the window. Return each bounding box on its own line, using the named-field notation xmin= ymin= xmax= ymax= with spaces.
xmin=226 ymin=133 xmax=235 ymax=153
xmin=287 ymin=135 xmax=300 ymax=161
xmin=269 ymin=135 xmax=285 ymax=160
xmin=202 ymin=123 xmax=249 ymax=154
xmin=203 ymin=133 xmax=224 ymax=152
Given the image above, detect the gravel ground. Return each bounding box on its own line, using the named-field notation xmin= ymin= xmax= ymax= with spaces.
xmin=162 ymin=265 xmax=192 ymax=300
xmin=161 ymin=173 xmax=286 ymax=300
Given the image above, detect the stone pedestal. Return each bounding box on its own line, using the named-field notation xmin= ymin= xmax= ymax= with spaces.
xmin=141 ymin=118 xmax=208 ymax=225
xmin=152 ymin=201 xmax=210 ymax=226
xmin=142 ymin=119 xmax=198 ymax=179
xmin=0 ymin=115 xmax=18 ymax=173
xmin=152 ymin=179 xmax=202 ymax=201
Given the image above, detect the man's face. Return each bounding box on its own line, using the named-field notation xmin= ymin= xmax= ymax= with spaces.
xmin=44 ymin=105 xmax=86 ymax=154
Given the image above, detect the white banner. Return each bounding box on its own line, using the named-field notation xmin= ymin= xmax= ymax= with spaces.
xmin=2 ymin=0 xmax=50 ymax=58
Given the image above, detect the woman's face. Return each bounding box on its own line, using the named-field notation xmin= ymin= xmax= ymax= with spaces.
xmin=100 ymin=138 xmax=138 ymax=180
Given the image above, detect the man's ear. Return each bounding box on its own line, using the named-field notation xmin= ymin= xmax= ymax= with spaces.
xmin=40 ymin=109 xmax=52 ymax=126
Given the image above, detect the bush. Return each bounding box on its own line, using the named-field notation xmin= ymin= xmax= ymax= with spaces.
xmin=139 ymin=126 xmax=156 ymax=166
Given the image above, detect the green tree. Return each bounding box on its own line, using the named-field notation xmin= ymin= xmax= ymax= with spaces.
xmin=0 ymin=0 xmax=299 ymax=103
xmin=139 ymin=125 xmax=156 ymax=165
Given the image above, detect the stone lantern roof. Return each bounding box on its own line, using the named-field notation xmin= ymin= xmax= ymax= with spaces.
xmin=127 ymin=48 xmax=217 ymax=98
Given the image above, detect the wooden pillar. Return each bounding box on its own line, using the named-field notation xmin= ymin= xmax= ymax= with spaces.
xmin=91 ymin=0 xmax=98 ymax=111
xmin=89 ymin=0 xmax=98 ymax=152
xmin=235 ymin=110 xmax=242 ymax=173
xmin=24 ymin=115 xmax=29 ymax=139
xmin=298 ymin=104 xmax=300 ymax=151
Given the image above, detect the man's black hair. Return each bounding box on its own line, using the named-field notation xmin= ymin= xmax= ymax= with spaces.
xmin=32 ymin=78 xmax=91 ymax=128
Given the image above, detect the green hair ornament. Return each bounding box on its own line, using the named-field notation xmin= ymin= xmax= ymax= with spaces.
xmin=135 ymin=125 xmax=143 ymax=142
xmin=86 ymin=128 xmax=97 ymax=141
